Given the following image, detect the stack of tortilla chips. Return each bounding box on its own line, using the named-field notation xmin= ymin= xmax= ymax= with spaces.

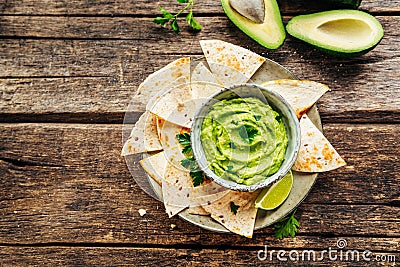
xmin=121 ymin=40 xmax=345 ymax=238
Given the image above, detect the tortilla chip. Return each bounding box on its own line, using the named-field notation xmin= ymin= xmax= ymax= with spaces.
xmin=292 ymin=114 xmax=346 ymax=172
xmin=200 ymin=40 xmax=265 ymax=86
xmin=121 ymin=111 xmax=162 ymax=156
xmin=133 ymin=57 xmax=191 ymax=105
xmin=147 ymin=82 xmax=196 ymax=128
xmin=139 ymin=151 xmax=168 ymax=185
xmin=191 ymin=62 xmax=224 ymax=99
xmin=162 ymin=163 xmax=193 ymax=218
xmin=158 ymin=120 xmax=190 ymax=167
xmin=261 ymin=79 xmax=329 ymax=118
xmin=201 ymin=190 xmax=260 ymax=238
xmin=188 ymin=206 xmax=210 ymax=215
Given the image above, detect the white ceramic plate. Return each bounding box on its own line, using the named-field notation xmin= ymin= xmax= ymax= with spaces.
xmin=138 ymin=58 xmax=321 ymax=233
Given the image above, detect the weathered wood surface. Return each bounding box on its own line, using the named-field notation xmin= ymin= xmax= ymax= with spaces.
xmin=0 ymin=0 xmax=399 ymax=15
xmin=0 ymin=124 xmax=399 ymax=245
xmin=1 ymin=0 xmax=399 ymax=265
xmin=0 ymin=246 xmax=398 ymax=266
xmin=0 ymin=15 xmax=399 ymax=123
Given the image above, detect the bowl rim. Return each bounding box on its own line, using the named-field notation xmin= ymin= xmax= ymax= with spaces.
xmin=190 ymin=83 xmax=301 ymax=192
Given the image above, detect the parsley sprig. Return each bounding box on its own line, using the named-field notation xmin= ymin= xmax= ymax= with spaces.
xmin=238 ymin=124 xmax=258 ymax=143
xmin=176 ymin=133 xmax=205 ymax=186
xmin=230 ymin=201 xmax=239 ymax=215
xmin=154 ymin=0 xmax=202 ymax=34
xmin=273 ymin=210 xmax=300 ymax=239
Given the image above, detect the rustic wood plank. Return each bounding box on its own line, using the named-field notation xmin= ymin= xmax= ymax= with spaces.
xmin=0 ymin=0 xmax=398 ymax=15
xmin=0 ymin=123 xmax=398 ymax=245
xmin=0 ymin=246 xmax=398 ymax=266
xmin=0 ymin=16 xmax=399 ymax=123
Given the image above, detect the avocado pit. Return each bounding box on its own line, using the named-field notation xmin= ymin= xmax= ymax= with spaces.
xmin=229 ymin=0 xmax=265 ymax=24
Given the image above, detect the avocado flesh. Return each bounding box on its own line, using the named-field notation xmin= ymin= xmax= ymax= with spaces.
xmin=221 ymin=0 xmax=285 ymax=49
xmin=286 ymin=10 xmax=384 ymax=56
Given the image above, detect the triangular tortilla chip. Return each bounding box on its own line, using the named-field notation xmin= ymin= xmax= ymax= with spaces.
xmin=187 ymin=206 xmax=210 ymax=215
xmin=201 ymin=190 xmax=260 ymax=238
xmin=139 ymin=151 xmax=168 ymax=185
xmin=261 ymin=79 xmax=329 ymax=118
xmin=121 ymin=111 xmax=162 ymax=156
xmin=147 ymin=82 xmax=196 ymax=128
xmin=133 ymin=57 xmax=191 ymax=105
xmin=158 ymin=120 xmax=190 ymax=167
xmin=292 ymin=114 xmax=346 ymax=172
xmin=162 ymin=163 xmax=193 ymax=218
xmin=200 ymin=40 xmax=265 ymax=86
xmin=191 ymin=62 xmax=224 ymax=99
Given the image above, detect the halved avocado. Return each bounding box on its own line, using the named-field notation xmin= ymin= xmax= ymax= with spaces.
xmin=286 ymin=10 xmax=384 ymax=57
xmin=221 ymin=0 xmax=285 ymax=49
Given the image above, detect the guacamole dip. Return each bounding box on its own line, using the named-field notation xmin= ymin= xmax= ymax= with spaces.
xmin=200 ymin=97 xmax=288 ymax=185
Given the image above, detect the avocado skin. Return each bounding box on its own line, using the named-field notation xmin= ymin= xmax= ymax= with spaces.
xmin=221 ymin=0 xmax=286 ymax=49
xmin=325 ymin=0 xmax=362 ymax=9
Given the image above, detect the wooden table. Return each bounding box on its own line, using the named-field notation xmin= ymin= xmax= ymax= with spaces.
xmin=1 ymin=0 xmax=399 ymax=265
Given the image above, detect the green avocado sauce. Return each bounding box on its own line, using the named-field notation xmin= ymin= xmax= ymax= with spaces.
xmin=200 ymin=97 xmax=288 ymax=185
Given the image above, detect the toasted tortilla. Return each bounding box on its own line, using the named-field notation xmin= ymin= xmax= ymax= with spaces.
xmin=158 ymin=119 xmax=190 ymax=167
xmin=121 ymin=111 xmax=162 ymax=156
xmin=162 ymin=163 xmax=193 ymax=218
xmin=139 ymin=151 xmax=168 ymax=186
xmin=201 ymin=190 xmax=260 ymax=238
xmin=187 ymin=206 xmax=210 ymax=215
xmin=200 ymin=40 xmax=265 ymax=86
xmin=133 ymin=57 xmax=191 ymax=106
xmin=191 ymin=62 xmax=224 ymax=99
xmin=261 ymin=79 xmax=329 ymax=118
xmin=147 ymin=82 xmax=196 ymax=128
xmin=292 ymin=114 xmax=346 ymax=172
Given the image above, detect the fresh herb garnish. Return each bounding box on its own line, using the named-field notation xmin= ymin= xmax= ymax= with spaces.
xmin=273 ymin=209 xmax=300 ymax=239
xmin=229 ymin=142 xmax=236 ymax=149
xmin=226 ymin=165 xmax=234 ymax=172
xmin=176 ymin=133 xmax=205 ymax=186
xmin=254 ymin=115 xmax=262 ymax=121
xmin=190 ymin=169 xmax=205 ymax=187
xmin=176 ymin=133 xmax=192 ymax=154
xmin=238 ymin=124 xmax=258 ymax=143
xmin=230 ymin=201 xmax=240 ymax=215
xmin=153 ymin=0 xmax=202 ymax=34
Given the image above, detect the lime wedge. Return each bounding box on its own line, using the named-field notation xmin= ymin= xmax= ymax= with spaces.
xmin=255 ymin=171 xmax=293 ymax=210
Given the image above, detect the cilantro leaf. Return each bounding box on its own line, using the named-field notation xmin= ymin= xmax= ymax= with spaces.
xmin=154 ymin=0 xmax=202 ymax=33
xmin=190 ymin=170 xmax=205 ymax=187
xmin=254 ymin=115 xmax=262 ymax=121
xmin=182 ymin=145 xmax=192 ymax=154
xmin=170 ymin=19 xmax=179 ymax=33
xmin=177 ymin=133 xmax=205 ymax=187
xmin=159 ymin=7 xmax=174 ymax=18
xmin=273 ymin=210 xmax=300 ymax=239
xmin=229 ymin=142 xmax=236 ymax=149
xmin=230 ymin=201 xmax=239 ymax=215
xmin=180 ymin=157 xmax=195 ymax=169
xmin=153 ymin=17 xmax=171 ymax=26
xmin=176 ymin=132 xmax=191 ymax=146
xmin=186 ymin=11 xmax=202 ymax=31
xmin=238 ymin=125 xmax=258 ymax=143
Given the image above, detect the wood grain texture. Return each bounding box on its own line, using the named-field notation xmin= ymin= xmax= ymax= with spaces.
xmin=0 ymin=246 xmax=398 ymax=266
xmin=0 ymin=123 xmax=398 ymax=245
xmin=0 ymin=0 xmax=399 ymax=15
xmin=0 ymin=16 xmax=399 ymax=123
